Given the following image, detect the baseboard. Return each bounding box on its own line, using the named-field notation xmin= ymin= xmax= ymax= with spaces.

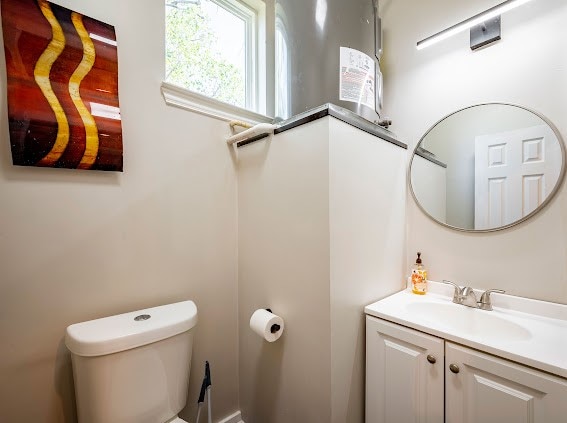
xmin=218 ymin=410 xmax=244 ymax=423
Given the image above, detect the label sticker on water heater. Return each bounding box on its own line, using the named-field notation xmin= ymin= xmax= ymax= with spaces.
xmin=339 ymin=47 xmax=375 ymax=109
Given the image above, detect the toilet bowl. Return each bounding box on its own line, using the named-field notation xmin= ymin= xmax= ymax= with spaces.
xmin=66 ymin=300 xmax=198 ymax=423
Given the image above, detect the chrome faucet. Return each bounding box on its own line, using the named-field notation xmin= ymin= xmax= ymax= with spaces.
xmin=441 ymin=280 xmax=464 ymax=303
xmin=459 ymin=286 xmax=479 ymax=308
xmin=478 ymin=288 xmax=506 ymax=311
xmin=442 ymin=280 xmax=505 ymax=311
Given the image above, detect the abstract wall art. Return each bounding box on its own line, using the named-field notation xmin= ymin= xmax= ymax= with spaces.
xmin=1 ymin=0 xmax=123 ymax=171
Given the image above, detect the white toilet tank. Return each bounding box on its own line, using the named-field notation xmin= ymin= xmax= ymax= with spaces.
xmin=65 ymin=300 xmax=198 ymax=423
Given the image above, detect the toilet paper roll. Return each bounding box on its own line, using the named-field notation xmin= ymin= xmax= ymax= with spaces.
xmin=249 ymin=309 xmax=284 ymax=342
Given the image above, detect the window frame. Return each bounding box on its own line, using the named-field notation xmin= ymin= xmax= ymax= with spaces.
xmin=162 ymin=0 xmax=271 ymax=123
xmin=211 ymin=0 xmax=257 ymax=110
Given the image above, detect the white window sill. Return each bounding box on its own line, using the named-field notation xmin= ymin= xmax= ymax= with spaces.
xmin=161 ymin=82 xmax=272 ymax=124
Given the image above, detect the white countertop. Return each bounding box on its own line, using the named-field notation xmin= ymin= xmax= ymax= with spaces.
xmin=365 ymin=281 xmax=567 ymax=379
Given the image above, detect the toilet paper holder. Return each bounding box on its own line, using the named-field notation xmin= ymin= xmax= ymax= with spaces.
xmin=265 ymin=309 xmax=281 ymax=334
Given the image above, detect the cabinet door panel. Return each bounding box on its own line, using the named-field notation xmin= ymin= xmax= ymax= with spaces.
xmin=446 ymin=342 xmax=567 ymax=423
xmin=366 ymin=316 xmax=444 ymax=423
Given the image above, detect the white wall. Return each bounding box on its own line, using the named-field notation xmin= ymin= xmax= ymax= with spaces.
xmin=0 ymin=1 xmax=239 ymax=421
xmin=237 ymin=119 xmax=332 ymax=423
xmin=237 ymin=117 xmax=407 ymax=423
xmin=328 ymin=118 xmax=406 ymax=423
xmin=382 ymin=0 xmax=567 ymax=302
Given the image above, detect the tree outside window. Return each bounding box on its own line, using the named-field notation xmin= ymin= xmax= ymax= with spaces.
xmin=166 ymin=0 xmax=247 ymax=108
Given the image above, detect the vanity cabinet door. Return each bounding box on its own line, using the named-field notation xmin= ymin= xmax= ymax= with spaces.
xmin=446 ymin=342 xmax=567 ymax=423
xmin=366 ymin=316 xmax=444 ymax=423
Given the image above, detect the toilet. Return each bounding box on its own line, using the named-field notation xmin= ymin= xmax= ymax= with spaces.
xmin=65 ymin=300 xmax=198 ymax=423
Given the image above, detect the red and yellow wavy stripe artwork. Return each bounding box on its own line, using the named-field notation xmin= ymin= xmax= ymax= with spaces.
xmin=1 ymin=0 xmax=123 ymax=171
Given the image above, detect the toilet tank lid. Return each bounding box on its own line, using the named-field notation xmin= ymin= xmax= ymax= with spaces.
xmin=65 ymin=300 xmax=197 ymax=357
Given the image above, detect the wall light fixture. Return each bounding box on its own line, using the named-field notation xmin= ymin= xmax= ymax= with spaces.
xmin=416 ymin=0 xmax=534 ymax=51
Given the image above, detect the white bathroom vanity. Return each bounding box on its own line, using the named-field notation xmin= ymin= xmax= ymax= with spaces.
xmin=365 ymin=281 xmax=567 ymax=423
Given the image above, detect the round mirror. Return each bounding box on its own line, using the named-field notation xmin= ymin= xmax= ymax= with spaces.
xmin=410 ymin=103 xmax=566 ymax=232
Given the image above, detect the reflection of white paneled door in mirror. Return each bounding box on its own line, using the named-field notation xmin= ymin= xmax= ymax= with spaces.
xmin=474 ymin=125 xmax=559 ymax=230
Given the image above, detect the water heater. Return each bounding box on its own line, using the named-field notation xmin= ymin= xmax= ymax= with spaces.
xmin=275 ymin=0 xmax=384 ymax=124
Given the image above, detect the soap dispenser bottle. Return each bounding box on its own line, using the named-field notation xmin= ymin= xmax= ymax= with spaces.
xmin=411 ymin=252 xmax=427 ymax=295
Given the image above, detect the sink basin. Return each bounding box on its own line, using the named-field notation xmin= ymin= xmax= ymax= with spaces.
xmin=365 ymin=281 xmax=567 ymax=378
xmin=406 ymin=301 xmax=532 ymax=341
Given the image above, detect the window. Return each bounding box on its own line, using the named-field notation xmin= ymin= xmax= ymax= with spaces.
xmin=165 ymin=0 xmax=264 ymax=114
